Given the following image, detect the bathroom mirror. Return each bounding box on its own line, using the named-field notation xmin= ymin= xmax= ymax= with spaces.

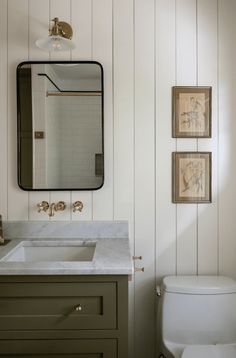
xmin=17 ymin=61 xmax=104 ymax=190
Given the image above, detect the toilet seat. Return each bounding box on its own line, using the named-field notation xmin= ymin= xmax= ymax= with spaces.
xmin=181 ymin=344 xmax=236 ymax=358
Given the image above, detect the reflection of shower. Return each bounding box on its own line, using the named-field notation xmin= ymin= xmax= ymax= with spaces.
xmin=18 ymin=62 xmax=104 ymax=190
xmin=38 ymin=73 xmax=102 ymax=97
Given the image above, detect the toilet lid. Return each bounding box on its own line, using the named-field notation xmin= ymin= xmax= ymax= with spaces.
xmin=182 ymin=345 xmax=236 ymax=358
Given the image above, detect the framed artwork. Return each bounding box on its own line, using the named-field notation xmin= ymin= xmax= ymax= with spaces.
xmin=172 ymin=152 xmax=212 ymax=203
xmin=172 ymin=86 xmax=212 ymax=138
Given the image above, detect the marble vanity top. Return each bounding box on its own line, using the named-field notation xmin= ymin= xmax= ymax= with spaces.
xmin=0 ymin=221 xmax=133 ymax=275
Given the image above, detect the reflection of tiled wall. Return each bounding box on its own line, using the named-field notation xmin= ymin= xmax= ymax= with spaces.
xmin=45 ymin=65 xmax=61 ymax=188
xmin=45 ymin=72 xmax=102 ymax=189
xmin=57 ymin=95 xmax=102 ymax=188
xmin=31 ymin=64 xmax=47 ymax=188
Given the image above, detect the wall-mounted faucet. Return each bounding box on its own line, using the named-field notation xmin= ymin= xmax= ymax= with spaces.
xmin=37 ymin=201 xmax=83 ymax=217
xmin=0 ymin=215 xmax=4 ymax=245
xmin=37 ymin=201 xmax=66 ymax=217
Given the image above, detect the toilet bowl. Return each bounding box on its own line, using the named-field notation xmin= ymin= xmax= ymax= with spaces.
xmin=157 ymin=275 xmax=236 ymax=358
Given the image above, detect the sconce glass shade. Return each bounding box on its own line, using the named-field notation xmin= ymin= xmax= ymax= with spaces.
xmin=36 ymin=35 xmax=75 ymax=52
xmin=35 ymin=18 xmax=75 ymax=52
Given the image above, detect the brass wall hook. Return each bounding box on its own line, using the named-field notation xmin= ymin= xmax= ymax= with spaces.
xmin=133 ymin=255 xmax=143 ymax=260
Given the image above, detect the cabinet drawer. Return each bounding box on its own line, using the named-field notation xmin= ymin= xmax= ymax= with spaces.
xmin=0 ymin=282 xmax=116 ymax=330
xmin=0 ymin=339 xmax=117 ymax=357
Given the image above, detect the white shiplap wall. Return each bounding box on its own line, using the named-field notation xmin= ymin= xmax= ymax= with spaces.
xmin=0 ymin=0 xmax=236 ymax=357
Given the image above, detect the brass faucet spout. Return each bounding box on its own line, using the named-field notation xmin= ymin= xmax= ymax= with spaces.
xmin=48 ymin=203 xmax=55 ymax=217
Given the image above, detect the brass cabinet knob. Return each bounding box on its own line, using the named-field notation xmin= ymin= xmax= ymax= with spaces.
xmin=75 ymin=304 xmax=82 ymax=311
xmin=135 ymin=267 xmax=145 ymax=272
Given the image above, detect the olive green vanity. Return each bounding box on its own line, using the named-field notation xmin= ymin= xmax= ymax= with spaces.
xmin=0 ymin=221 xmax=132 ymax=358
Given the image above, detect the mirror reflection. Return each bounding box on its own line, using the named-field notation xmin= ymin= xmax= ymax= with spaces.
xmin=17 ymin=61 xmax=104 ymax=190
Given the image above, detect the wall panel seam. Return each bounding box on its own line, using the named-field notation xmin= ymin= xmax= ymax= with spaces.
xmin=216 ymin=0 xmax=220 ymax=275
xmin=112 ymin=0 xmax=115 ymax=220
xmin=154 ymin=3 xmax=157 ymax=354
xmin=91 ymin=0 xmax=94 ymax=220
xmin=27 ymin=0 xmax=30 ymax=221
xmin=7 ymin=0 xmax=9 ymax=219
xmin=196 ymin=0 xmax=199 ymax=275
xmin=175 ymin=0 xmax=178 ymax=275
xmin=133 ymin=0 xmax=136 ymax=356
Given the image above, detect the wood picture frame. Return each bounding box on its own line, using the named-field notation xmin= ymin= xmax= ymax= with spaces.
xmin=172 ymin=86 xmax=212 ymax=138
xmin=172 ymin=152 xmax=212 ymax=203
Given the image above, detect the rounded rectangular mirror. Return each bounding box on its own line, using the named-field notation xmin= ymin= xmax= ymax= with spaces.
xmin=17 ymin=61 xmax=104 ymax=190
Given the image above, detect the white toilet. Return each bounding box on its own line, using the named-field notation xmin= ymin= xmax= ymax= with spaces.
xmin=157 ymin=275 xmax=236 ymax=358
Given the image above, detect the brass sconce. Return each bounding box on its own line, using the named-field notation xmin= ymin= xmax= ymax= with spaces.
xmin=36 ymin=17 xmax=75 ymax=51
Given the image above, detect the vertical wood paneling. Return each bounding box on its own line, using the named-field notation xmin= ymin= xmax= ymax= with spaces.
xmin=134 ymin=0 xmax=155 ymax=357
xmin=92 ymin=0 xmax=113 ymax=220
xmin=2 ymin=1 xmax=236 ymax=356
xmin=113 ymin=0 xmax=134 ymax=229
xmin=197 ymin=0 xmax=218 ymax=274
xmin=71 ymin=0 xmax=92 ymax=60
xmin=28 ymin=0 xmax=50 ymax=221
xmin=49 ymin=0 xmax=71 ymax=61
xmin=156 ymin=0 xmax=176 ymax=281
xmin=176 ymin=0 xmax=198 ymax=275
xmin=113 ymin=1 xmax=134 ymax=357
xmin=219 ymin=0 xmax=236 ymax=279
xmin=71 ymin=0 xmax=93 ymax=221
xmin=0 ymin=0 xmax=8 ymax=219
xmin=49 ymin=0 xmax=71 ymax=221
xmin=7 ymin=0 xmax=29 ymax=220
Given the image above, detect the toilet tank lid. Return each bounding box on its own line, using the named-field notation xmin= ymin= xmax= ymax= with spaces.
xmin=162 ymin=276 xmax=236 ymax=294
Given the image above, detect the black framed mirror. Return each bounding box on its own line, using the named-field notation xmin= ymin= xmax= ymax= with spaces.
xmin=17 ymin=61 xmax=104 ymax=191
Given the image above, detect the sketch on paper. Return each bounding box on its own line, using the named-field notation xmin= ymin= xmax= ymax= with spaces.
xmin=172 ymin=87 xmax=211 ymax=138
xmin=179 ymin=93 xmax=206 ymax=133
xmin=179 ymin=158 xmax=205 ymax=198
xmin=172 ymin=152 xmax=211 ymax=203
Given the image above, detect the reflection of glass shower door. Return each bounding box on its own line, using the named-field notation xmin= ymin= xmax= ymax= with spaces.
xmin=19 ymin=69 xmax=33 ymax=188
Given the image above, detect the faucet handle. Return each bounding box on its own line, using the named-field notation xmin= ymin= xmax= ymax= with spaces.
xmin=37 ymin=201 xmax=49 ymax=213
xmin=73 ymin=201 xmax=83 ymax=213
xmin=55 ymin=201 xmax=66 ymax=212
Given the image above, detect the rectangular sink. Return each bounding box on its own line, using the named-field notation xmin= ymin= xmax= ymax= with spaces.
xmin=1 ymin=240 xmax=96 ymax=262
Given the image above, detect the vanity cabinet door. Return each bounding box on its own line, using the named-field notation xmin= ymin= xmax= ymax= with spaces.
xmin=0 ymin=275 xmax=128 ymax=358
xmin=0 ymin=339 xmax=117 ymax=357
xmin=0 ymin=282 xmax=116 ymax=330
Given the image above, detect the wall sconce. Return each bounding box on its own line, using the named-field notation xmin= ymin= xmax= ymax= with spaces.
xmin=36 ymin=17 xmax=75 ymax=51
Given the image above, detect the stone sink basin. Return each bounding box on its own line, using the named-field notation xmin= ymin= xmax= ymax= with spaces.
xmin=0 ymin=240 xmax=96 ymax=262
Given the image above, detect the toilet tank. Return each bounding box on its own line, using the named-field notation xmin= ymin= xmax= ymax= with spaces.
xmin=160 ymin=276 xmax=236 ymax=346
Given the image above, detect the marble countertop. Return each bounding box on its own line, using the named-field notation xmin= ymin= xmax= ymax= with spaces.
xmin=0 ymin=221 xmax=133 ymax=276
